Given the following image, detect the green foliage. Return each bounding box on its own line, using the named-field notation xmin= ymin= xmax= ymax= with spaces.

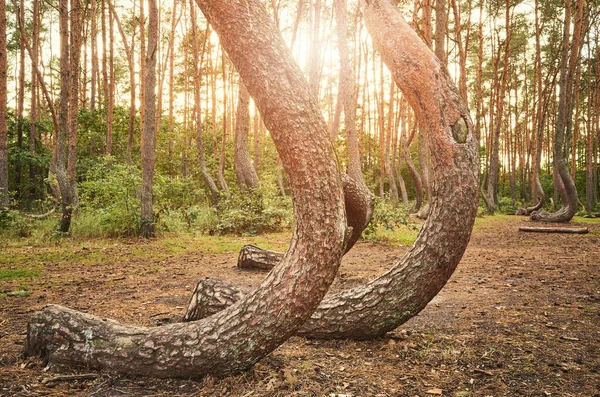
xmin=363 ymin=197 xmax=413 ymax=242
xmin=0 ymin=209 xmax=34 ymax=237
xmin=75 ymin=158 xmax=142 ymax=237
xmin=213 ymin=186 xmax=292 ymax=236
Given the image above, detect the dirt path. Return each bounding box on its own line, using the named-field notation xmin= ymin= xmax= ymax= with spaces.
xmin=1 ymin=216 xmax=599 ymax=396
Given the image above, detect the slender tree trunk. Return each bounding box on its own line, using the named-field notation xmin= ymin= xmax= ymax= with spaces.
xmin=486 ymin=0 xmax=511 ymax=215
xmin=385 ymin=81 xmax=398 ymax=204
xmin=26 ymin=0 xmax=347 ymax=377
xmin=139 ymin=0 xmax=146 ymax=142
xmin=0 ymin=0 xmax=8 ymax=208
xmin=434 ymin=0 xmax=446 ymax=66
xmin=190 ymin=3 xmax=219 ymax=205
xmin=139 ymin=0 xmax=158 ymax=237
xmin=56 ymin=0 xmax=74 ymax=233
xmin=335 ymin=0 xmax=365 ymax=188
xmin=308 ymin=0 xmax=322 ymax=97
xmin=216 ymin=49 xmax=229 ymax=193
xmin=90 ymin=0 xmax=98 ymax=111
xmin=234 ymin=82 xmax=259 ymax=190
xmin=105 ymin=0 xmax=115 ymax=157
xmin=68 ymin=0 xmax=84 ymax=209
xmin=29 ymin=0 xmax=40 ymax=206
xmin=107 ymin=0 xmax=136 ymax=163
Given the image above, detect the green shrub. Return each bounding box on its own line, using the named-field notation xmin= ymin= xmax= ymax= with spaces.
xmin=362 ymin=197 xmax=412 ymax=241
xmin=75 ymin=157 xmax=142 ymax=237
xmin=214 ymin=186 xmax=292 ymax=236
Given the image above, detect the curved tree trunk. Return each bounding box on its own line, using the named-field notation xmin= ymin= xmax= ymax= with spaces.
xmin=185 ymin=0 xmax=479 ymax=341
xmin=234 ymin=82 xmax=259 ymax=190
xmin=25 ymin=0 xmax=347 ymax=378
xmin=530 ymin=0 xmax=583 ymax=223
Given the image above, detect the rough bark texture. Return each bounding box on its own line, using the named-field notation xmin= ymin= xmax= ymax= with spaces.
xmin=0 ymin=0 xmax=7 ymax=208
xmin=26 ymin=0 xmax=347 ymax=378
xmin=185 ymin=0 xmax=478 ymax=340
xmin=234 ymin=82 xmax=259 ymax=190
xmin=55 ymin=0 xmax=74 ymax=233
xmin=139 ymin=0 xmax=158 ymax=237
xmin=68 ymin=0 xmax=83 ymax=209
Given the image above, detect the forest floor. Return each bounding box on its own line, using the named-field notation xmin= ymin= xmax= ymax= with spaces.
xmin=1 ymin=215 xmax=599 ymax=397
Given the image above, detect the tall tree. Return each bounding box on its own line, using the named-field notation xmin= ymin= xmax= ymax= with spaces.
xmin=190 ymin=6 xmax=219 ymax=204
xmin=234 ymin=82 xmax=259 ymax=190
xmin=531 ymin=0 xmax=585 ymax=222
xmin=335 ymin=0 xmax=365 ymax=188
xmin=0 ymin=0 xmax=8 ymax=208
xmin=26 ymin=0 xmax=347 ymax=377
xmin=139 ymin=0 xmax=158 ymax=237
xmin=486 ymin=0 xmax=511 ymax=215
xmin=55 ymin=0 xmax=75 ymax=232
xmin=68 ymin=0 xmax=84 ymax=208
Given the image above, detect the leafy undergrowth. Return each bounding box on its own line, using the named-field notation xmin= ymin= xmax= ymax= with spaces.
xmin=1 ymin=217 xmax=599 ymax=396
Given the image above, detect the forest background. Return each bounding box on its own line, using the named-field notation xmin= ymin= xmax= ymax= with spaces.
xmin=0 ymin=0 xmax=599 ymax=238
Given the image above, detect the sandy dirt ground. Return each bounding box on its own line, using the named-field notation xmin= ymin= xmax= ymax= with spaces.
xmin=1 ymin=216 xmax=599 ymax=396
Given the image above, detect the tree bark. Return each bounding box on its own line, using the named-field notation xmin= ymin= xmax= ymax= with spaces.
xmin=55 ymin=0 xmax=74 ymax=233
xmin=106 ymin=0 xmax=136 ymax=164
xmin=486 ymin=0 xmax=511 ymax=215
xmin=335 ymin=0 xmax=365 ymax=189
xmin=530 ymin=0 xmax=583 ymax=223
xmin=185 ymin=0 xmax=479 ymax=341
xmin=190 ymin=6 xmax=219 ymax=205
xmin=26 ymin=0 xmax=347 ymax=378
xmin=0 ymin=0 xmax=8 ymax=208
xmin=68 ymin=0 xmax=83 ymax=209
xmin=139 ymin=0 xmax=158 ymax=237
xmin=234 ymin=82 xmax=259 ymax=190
xmin=519 ymin=226 xmax=588 ymax=234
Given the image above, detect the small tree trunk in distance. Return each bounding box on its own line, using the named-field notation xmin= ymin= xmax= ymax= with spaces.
xmin=234 ymin=82 xmax=259 ymax=190
xmin=139 ymin=0 xmax=158 ymax=238
xmin=335 ymin=0 xmax=366 ymax=189
xmin=26 ymin=0 xmax=347 ymax=377
xmin=216 ymin=49 xmax=229 ymax=193
xmin=68 ymin=0 xmax=83 ymax=209
xmin=185 ymin=0 xmax=479 ymax=340
xmin=55 ymin=0 xmax=74 ymax=233
xmin=190 ymin=4 xmax=219 ymax=205
xmin=486 ymin=0 xmax=511 ymax=215
xmin=385 ymin=81 xmax=399 ymax=204
xmin=0 ymin=0 xmax=8 ymax=208
xmin=415 ymin=127 xmax=430 ymax=218
xmin=106 ymin=0 xmax=136 ymax=164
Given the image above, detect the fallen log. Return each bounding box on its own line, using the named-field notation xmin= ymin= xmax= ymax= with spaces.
xmin=519 ymin=226 xmax=588 ymax=234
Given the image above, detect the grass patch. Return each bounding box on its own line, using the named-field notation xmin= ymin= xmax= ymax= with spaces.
xmin=573 ymin=216 xmax=600 ymax=224
xmin=0 ymin=268 xmax=41 ymax=281
xmin=364 ymin=226 xmax=419 ymax=246
xmin=474 ymin=214 xmax=517 ymax=230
